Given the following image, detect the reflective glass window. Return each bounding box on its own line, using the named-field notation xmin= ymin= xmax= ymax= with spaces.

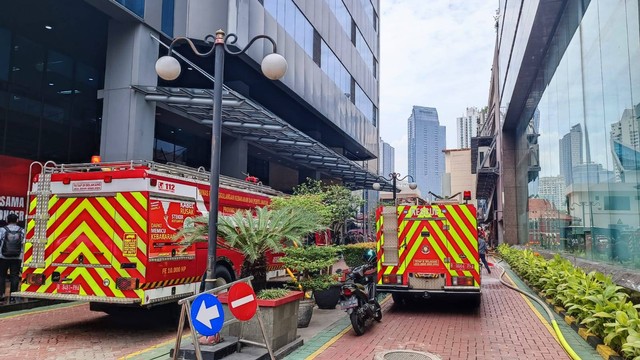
xmin=161 ymin=0 xmax=175 ymax=37
xmin=355 ymin=83 xmax=374 ymax=124
xmin=320 ymin=40 xmax=351 ymax=99
xmin=521 ymin=0 xmax=640 ymax=267
xmin=325 ymin=0 xmax=351 ymax=35
xmin=114 ymin=0 xmax=144 ymax=18
xmin=356 ymin=27 xmax=374 ymax=74
xmin=264 ymin=0 xmax=313 ymax=57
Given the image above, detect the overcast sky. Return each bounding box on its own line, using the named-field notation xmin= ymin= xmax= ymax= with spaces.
xmin=379 ymin=0 xmax=498 ymax=174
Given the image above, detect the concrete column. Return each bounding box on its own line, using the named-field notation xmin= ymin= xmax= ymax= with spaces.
xmin=99 ymin=21 xmax=158 ymax=161
xmin=220 ymin=138 xmax=248 ymax=178
xmin=500 ymin=129 xmax=518 ymax=245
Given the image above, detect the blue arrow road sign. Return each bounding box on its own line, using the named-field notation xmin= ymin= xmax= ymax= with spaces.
xmin=190 ymin=293 xmax=225 ymax=336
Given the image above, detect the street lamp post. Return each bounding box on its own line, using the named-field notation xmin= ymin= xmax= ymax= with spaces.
xmin=155 ymin=30 xmax=287 ymax=291
xmin=372 ymin=173 xmax=418 ymax=205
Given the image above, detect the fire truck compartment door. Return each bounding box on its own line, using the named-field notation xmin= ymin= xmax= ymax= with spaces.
xmin=148 ymin=197 xmax=198 ymax=260
xmin=51 ymin=197 xmax=115 ymax=267
xmin=404 ymin=206 xmax=448 ymax=273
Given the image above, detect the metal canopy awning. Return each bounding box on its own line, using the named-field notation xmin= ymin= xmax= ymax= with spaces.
xmin=133 ymin=85 xmax=393 ymax=191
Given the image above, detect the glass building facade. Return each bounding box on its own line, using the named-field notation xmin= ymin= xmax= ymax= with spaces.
xmin=0 ymin=2 xmax=107 ymax=164
xmin=502 ymin=0 xmax=640 ymax=268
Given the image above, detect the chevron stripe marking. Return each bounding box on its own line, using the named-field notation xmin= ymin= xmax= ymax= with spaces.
xmin=395 ymin=219 xmax=427 ymax=274
xmin=420 ymin=220 xmax=460 ymax=277
xmin=444 ymin=208 xmax=478 ymax=260
xmin=425 ymin=219 xmax=471 ymax=279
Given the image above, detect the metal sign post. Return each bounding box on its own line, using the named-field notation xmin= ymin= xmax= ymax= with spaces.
xmin=172 ymin=276 xmax=275 ymax=360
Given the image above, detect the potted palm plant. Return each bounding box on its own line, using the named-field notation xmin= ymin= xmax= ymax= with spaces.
xmin=177 ymin=206 xmax=325 ymax=291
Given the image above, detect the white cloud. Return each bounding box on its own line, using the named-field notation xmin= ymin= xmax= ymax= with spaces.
xmin=379 ymin=0 xmax=498 ymax=174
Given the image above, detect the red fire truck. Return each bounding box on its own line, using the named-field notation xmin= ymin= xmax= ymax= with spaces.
xmin=17 ymin=160 xmax=283 ymax=310
xmin=375 ymin=195 xmax=481 ymax=306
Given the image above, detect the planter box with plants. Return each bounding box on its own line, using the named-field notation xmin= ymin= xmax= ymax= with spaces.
xmin=498 ymin=245 xmax=640 ymax=359
xmin=281 ymin=245 xmax=341 ymax=327
xmin=218 ymin=289 xmax=303 ymax=351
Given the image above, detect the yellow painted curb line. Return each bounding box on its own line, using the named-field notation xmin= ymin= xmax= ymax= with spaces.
xmin=305 ymin=295 xmax=392 ymax=360
xmin=0 ymin=302 xmax=85 ymax=320
xmin=119 ymin=335 xmax=189 ymax=360
xmin=596 ymin=344 xmax=619 ymax=359
xmin=578 ymin=327 xmax=592 ymax=341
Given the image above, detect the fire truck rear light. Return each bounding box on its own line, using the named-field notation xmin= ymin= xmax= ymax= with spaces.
xmin=115 ymin=277 xmax=138 ymax=290
xmin=27 ymin=273 xmax=45 ymax=285
xmin=62 ymin=177 xmax=71 ymax=185
xmin=150 ymin=178 xmax=157 ymax=187
xmin=452 ymin=276 xmax=474 ymax=286
xmin=383 ymin=274 xmax=402 ymax=285
xmin=463 ymin=191 xmax=472 ymax=200
xmin=104 ymin=175 xmax=112 ymax=183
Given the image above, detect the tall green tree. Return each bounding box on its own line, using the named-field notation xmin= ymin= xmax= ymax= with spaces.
xmin=292 ymin=178 xmax=363 ymax=242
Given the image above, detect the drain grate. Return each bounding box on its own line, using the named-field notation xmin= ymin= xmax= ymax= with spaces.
xmin=374 ymin=350 xmax=442 ymax=360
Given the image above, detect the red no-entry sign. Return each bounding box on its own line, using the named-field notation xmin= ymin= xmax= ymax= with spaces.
xmin=228 ymin=282 xmax=258 ymax=321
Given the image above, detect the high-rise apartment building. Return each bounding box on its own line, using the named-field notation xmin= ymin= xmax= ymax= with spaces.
xmin=379 ymin=139 xmax=395 ymax=177
xmin=456 ymin=107 xmax=484 ymax=149
xmin=0 ymin=0 xmax=383 ymax=197
xmin=559 ymin=124 xmax=583 ymax=186
xmin=538 ymin=176 xmax=565 ymax=210
xmin=408 ymin=106 xmax=446 ymax=195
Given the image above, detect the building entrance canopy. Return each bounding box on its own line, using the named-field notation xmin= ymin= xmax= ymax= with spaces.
xmin=133 ymin=85 xmax=392 ymax=191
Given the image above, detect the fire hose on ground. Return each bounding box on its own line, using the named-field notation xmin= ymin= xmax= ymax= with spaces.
xmin=493 ymin=256 xmax=581 ymax=360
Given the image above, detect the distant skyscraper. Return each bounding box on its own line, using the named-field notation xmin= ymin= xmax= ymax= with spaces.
xmin=408 ymin=106 xmax=446 ymax=195
xmin=456 ymin=107 xmax=482 ymax=148
xmin=539 ymin=176 xmax=565 ymax=210
xmin=610 ymin=107 xmax=640 ymax=182
xmin=559 ymin=124 xmax=583 ymax=186
xmin=379 ymin=139 xmax=395 ymax=176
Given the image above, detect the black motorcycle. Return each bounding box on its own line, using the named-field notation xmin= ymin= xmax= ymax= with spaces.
xmin=337 ymin=262 xmax=382 ymax=335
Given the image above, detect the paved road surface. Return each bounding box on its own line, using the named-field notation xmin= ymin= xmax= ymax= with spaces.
xmin=0 ymin=302 xmax=176 ymax=360
xmin=311 ymin=274 xmax=571 ymax=360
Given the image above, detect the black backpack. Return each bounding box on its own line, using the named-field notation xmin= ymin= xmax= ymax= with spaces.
xmin=2 ymin=227 xmax=23 ymax=258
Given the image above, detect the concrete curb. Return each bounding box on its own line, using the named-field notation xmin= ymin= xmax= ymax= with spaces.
xmin=519 ymin=280 xmax=624 ymax=360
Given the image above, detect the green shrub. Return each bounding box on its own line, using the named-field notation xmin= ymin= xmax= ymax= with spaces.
xmin=342 ymin=242 xmax=375 ymax=267
xmin=257 ymin=288 xmax=292 ymax=300
xmin=497 ymin=244 xmax=640 ymax=357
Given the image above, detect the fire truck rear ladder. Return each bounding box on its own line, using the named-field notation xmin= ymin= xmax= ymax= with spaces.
xmin=26 ymin=161 xmax=56 ymax=268
xmin=382 ymin=206 xmax=399 ymax=266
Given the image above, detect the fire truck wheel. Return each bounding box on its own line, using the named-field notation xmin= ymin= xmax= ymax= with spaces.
xmin=391 ymin=293 xmax=405 ymax=305
xmin=199 ymin=266 xmax=234 ymax=292
xmin=470 ymin=294 xmax=482 ymax=309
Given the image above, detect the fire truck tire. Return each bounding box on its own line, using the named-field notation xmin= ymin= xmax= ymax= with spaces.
xmin=391 ymin=293 xmax=405 ymax=305
xmin=470 ymin=294 xmax=482 ymax=309
xmin=199 ymin=265 xmax=234 ymax=292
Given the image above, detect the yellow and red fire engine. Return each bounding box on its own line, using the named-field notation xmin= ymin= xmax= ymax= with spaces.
xmin=17 ymin=160 xmax=283 ymax=309
xmin=375 ymin=192 xmax=481 ymax=306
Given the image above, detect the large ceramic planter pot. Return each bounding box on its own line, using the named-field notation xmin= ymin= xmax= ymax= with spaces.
xmin=297 ymin=299 xmax=315 ymax=328
xmin=314 ymin=284 xmax=341 ymax=309
xmin=218 ymin=291 xmax=303 ymax=351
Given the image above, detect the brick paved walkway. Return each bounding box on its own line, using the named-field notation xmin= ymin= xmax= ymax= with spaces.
xmin=0 ymin=302 xmax=176 ymax=360
xmin=303 ymin=272 xmax=574 ymax=360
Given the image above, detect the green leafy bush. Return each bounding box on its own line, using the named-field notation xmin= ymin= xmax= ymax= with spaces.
xmin=342 ymin=242 xmax=376 ymax=267
xmin=281 ymin=245 xmax=341 ymax=296
xmin=498 ymin=244 xmax=640 ymax=358
xmin=257 ymin=288 xmax=292 ymax=300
